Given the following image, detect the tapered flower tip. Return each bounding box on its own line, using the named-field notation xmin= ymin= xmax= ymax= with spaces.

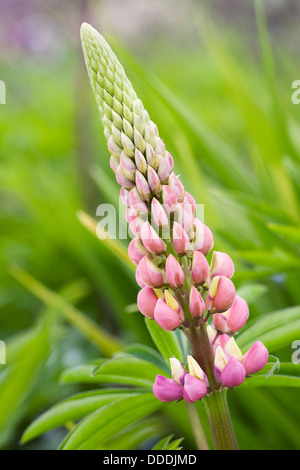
xmin=170 ymin=357 xmax=187 ymax=385
xmin=189 ymin=285 xmax=205 ymax=317
xmin=191 ymin=251 xmax=209 ymax=285
xmin=162 ymin=185 xmax=178 ymax=214
xmin=154 ymin=298 xmax=181 ymax=331
xmin=136 ymin=170 xmax=151 ymax=201
xmin=183 ymin=374 xmax=207 ymax=403
xmin=172 ymin=222 xmax=190 ymax=255
xmin=128 ymin=237 xmax=148 ymax=265
xmin=135 ymin=263 xmax=146 ymax=288
xmin=140 ymin=221 xmax=166 ymax=255
xmin=224 ymin=337 xmax=243 ymax=362
xmin=128 ymin=187 xmax=148 ymax=213
xmin=168 ymin=172 xmax=185 ymax=201
xmin=165 ymin=255 xmax=185 ymax=288
xmin=220 ymin=357 xmax=246 ymax=388
xmin=138 ymin=255 xmax=165 ymax=288
xmin=227 ymin=296 xmax=249 ymax=332
xmin=184 ymin=192 xmax=196 ymax=213
xmin=175 ymin=203 xmax=194 ymax=233
xmin=151 ymin=198 xmax=169 ymax=227
xmin=210 ymin=251 xmax=234 ymax=279
xmin=242 ymin=341 xmax=269 ymax=375
xmin=205 ymin=276 xmax=235 ymax=313
xmin=153 ymin=375 xmax=183 ymax=402
xmin=198 ymin=224 xmax=214 ymax=255
xmin=187 ymin=355 xmax=208 ymax=386
xmin=137 ymin=287 xmax=158 ymax=319
xmin=213 ymin=313 xmax=228 ymax=333
xmin=120 ymin=187 xmax=130 ymax=207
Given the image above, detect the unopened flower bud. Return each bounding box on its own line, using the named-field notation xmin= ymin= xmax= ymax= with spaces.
xmin=153 ymin=375 xmax=183 ymax=402
xmin=183 ymin=374 xmax=207 ymax=403
xmin=189 ymin=286 xmax=205 ymax=317
xmin=140 ymin=222 xmax=166 ymax=254
xmin=220 ymin=357 xmax=246 ymax=388
xmin=210 ymin=251 xmax=234 ymax=279
xmin=138 ymin=255 xmax=165 ymax=287
xmin=242 ymin=341 xmax=269 ymax=375
xmin=137 ymin=286 xmax=158 ymax=319
xmin=205 ymin=276 xmax=235 ymax=313
xmin=165 ymin=255 xmax=185 ymax=288
xmin=172 ymin=222 xmax=190 ymax=255
xmin=170 ymin=358 xmax=187 ymax=385
xmin=191 ymin=251 xmax=209 ymax=285
xmin=154 ymin=298 xmax=181 ymax=330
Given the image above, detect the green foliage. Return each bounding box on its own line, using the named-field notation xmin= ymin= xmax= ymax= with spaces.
xmin=0 ymin=0 xmax=300 ymax=450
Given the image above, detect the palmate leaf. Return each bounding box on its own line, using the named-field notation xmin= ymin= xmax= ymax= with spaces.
xmin=21 ymin=390 xmax=138 ymax=444
xmin=60 ymin=393 xmax=162 ymax=450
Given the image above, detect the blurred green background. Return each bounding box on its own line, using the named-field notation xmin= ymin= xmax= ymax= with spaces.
xmin=0 ymin=0 xmax=300 ymax=450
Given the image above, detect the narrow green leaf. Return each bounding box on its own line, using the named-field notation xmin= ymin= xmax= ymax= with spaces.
xmin=145 ymin=318 xmax=184 ymax=364
xmin=61 ymin=393 xmax=161 ymax=450
xmin=21 ymin=391 xmax=136 ymax=444
xmin=92 ymin=356 xmax=166 ymax=387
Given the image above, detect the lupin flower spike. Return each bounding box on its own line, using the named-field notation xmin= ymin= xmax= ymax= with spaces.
xmin=81 ymin=24 xmax=270 ymax=450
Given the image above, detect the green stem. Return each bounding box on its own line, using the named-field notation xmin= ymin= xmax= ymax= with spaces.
xmin=202 ymin=389 xmax=238 ymax=450
xmin=185 ymin=324 xmax=238 ymax=450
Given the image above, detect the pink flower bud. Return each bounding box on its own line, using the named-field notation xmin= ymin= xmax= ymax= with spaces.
xmin=136 ymin=170 xmax=151 ymax=201
xmin=135 ymin=149 xmax=147 ymax=174
xmin=213 ymin=313 xmax=228 ymax=333
xmin=175 ymin=203 xmax=194 ymax=233
xmin=189 ymin=286 xmax=205 ymax=317
xmin=172 ymin=222 xmax=190 ymax=255
xmin=138 ymin=255 xmax=165 ymax=287
xmin=135 ymin=263 xmax=146 ymax=288
xmin=129 ymin=215 xmax=147 ymax=237
xmin=184 ymin=192 xmax=196 ymax=213
xmin=210 ymin=251 xmax=234 ymax=279
xmin=183 ymin=374 xmax=207 ymax=403
xmin=137 ymin=287 xmax=158 ymax=319
xmin=165 ymin=255 xmax=185 ymax=288
xmin=226 ymin=296 xmax=249 ymax=333
xmin=191 ymin=251 xmax=209 ymax=285
xmin=140 ymin=222 xmax=166 ymax=255
xmin=151 ymin=198 xmax=169 ymax=227
xmin=154 ymin=298 xmax=181 ymax=330
xmin=153 ymin=375 xmax=183 ymax=402
xmin=110 ymin=155 xmax=119 ymax=173
xmin=128 ymin=238 xmax=148 ymax=265
xmin=205 ymin=276 xmax=235 ymax=313
xmin=116 ymin=165 xmax=135 ymax=189
xmin=128 ymin=187 xmax=148 ymax=213
xmin=146 ymin=143 xmax=158 ymax=169
xmin=242 ymin=341 xmax=269 ymax=375
xmin=198 ymin=224 xmax=214 ymax=256
xmin=120 ymin=151 xmax=136 ymax=178
xmin=126 ymin=208 xmax=137 ymax=224
xmin=147 ymin=166 xmax=161 ymax=197
xmin=220 ymin=357 xmax=246 ymax=388
xmin=162 ymin=186 xmax=178 ymax=215
xmin=120 ymin=187 xmax=130 ymax=207
xmin=157 ymin=155 xmax=173 ymax=181
xmin=168 ymin=172 xmax=185 ymax=201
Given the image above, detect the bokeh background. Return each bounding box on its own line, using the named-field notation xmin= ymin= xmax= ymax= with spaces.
xmin=0 ymin=0 xmax=300 ymax=450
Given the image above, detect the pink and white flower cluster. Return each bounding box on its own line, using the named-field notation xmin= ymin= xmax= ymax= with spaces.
xmin=153 ymin=338 xmax=269 ymax=403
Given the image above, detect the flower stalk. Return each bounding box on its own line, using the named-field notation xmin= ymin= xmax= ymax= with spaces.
xmin=80 ymin=23 xmax=269 ymax=451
